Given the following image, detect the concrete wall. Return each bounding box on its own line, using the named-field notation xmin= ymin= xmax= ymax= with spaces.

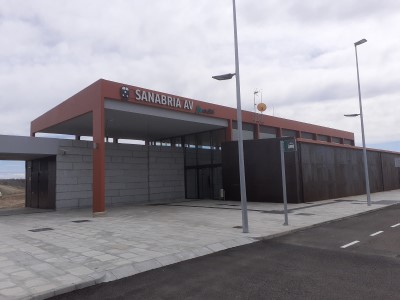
xmin=56 ymin=140 xmax=185 ymax=209
xmin=56 ymin=140 xmax=93 ymax=209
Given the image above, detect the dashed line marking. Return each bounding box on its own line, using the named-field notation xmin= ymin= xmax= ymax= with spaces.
xmin=370 ymin=231 xmax=384 ymax=237
xmin=391 ymin=223 xmax=400 ymax=228
xmin=341 ymin=241 xmax=360 ymax=248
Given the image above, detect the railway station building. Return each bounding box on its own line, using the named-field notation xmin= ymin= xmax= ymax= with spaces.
xmin=0 ymin=79 xmax=399 ymax=214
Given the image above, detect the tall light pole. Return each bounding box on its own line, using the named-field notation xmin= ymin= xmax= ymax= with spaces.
xmin=345 ymin=38 xmax=371 ymax=206
xmin=212 ymin=0 xmax=249 ymax=233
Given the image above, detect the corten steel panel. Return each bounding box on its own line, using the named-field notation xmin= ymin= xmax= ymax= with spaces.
xmin=222 ymin=139 xmax=301 ymax=203
xmin=381 ymin=153 xmax=400 ymax=190
xmin=366 ymin=151 xmax=383 ymax=193
xmin=300 ymin=143 xmax=366 ymax=201
xmin=298 ymin=142 xmax=400 ymax=202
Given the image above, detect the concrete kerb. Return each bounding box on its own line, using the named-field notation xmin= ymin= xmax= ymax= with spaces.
xmin=26 ymin=272 xmax=106 ymax=300
xmin=102 ymin=236 xmax=256 ymax=283
xmin=255 ymin=201 xmax=400 ymax=242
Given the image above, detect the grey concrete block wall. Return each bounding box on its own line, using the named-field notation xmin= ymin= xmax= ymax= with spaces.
xmin=56 ymin=140 xmax=185 ymax=209
xmin=56 ymin=140 xmax=93 ymax=209
xmin=105 ymin=143 xmax=149 ymax=206
xmin=149 ymin=146 xmax=185 ymax=203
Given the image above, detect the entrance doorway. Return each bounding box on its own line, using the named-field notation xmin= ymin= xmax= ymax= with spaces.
xmin=26 ymin=156 xmax=56 ymax=209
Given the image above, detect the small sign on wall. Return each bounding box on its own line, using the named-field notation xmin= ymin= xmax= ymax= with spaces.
xmin=395 ymin=158 xmax=400 ymax=168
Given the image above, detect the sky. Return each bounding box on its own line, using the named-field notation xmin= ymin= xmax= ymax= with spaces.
xmin=1 ymin=0 xmax=400 ymax=178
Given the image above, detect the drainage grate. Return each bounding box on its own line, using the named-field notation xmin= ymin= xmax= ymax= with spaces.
xmin=29 ymin=228 xmax=54 ymax=232
xmin=262 ymin=210 xmax=284 ymax=214
xmin=71 ymin=220 xmax=91 ymax=223
xmin=295 ymin=213 xmax=315 ymax=216
xmin=233 ymin=226 xmax=242 ymax=229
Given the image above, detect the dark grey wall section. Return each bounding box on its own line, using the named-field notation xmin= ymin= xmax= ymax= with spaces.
xmin=222 ymin=139 xmax=400 ymax=203
xmin=222 ymin=139 xmax=301 ymax=203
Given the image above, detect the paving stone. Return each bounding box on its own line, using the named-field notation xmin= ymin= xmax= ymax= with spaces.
xmin=67 ymin=266 xmax=95 ymax=276
xmin=0 ymin=280 xmax=16 ymax=289
xmin=10 ymin=270 xmax=36 ymax=280
xmin=30 ymin=284 xmax=57 ymax=294
xmin=24 ymin=278 xmax=51 ymax=288
xmin=0 ymin=286 xmax=26 ymax=297
xmin=82 ymin=250 xmax=104 ymax=257
xmin=118 ymin=253 xmax=138 ymax=259
xmin=94 ymin=254 xmax=118 ymax=262
xmin=54 ymin=274 xmax=81 ymax=285
xmin=0 ymin=260 xmax=15 ymax=268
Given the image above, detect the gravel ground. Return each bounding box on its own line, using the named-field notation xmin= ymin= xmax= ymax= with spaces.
xmin=0 ymin=184 xmax=25 ymax=209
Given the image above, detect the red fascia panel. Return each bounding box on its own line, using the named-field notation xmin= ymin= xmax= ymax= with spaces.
xmin=101 ymin=79 xmax=354 ymax=141
xmin=30 ymin=80 xmax=104 ymax=136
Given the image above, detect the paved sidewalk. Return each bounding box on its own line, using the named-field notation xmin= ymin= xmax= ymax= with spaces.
xmin=0 ymin=190 xmax=399 ymax=300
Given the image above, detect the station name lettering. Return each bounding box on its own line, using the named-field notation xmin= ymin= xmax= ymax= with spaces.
xmin=135 ymin=89 xmax=194 ymax=111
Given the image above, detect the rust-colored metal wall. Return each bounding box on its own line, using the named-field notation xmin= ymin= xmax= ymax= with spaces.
xmin=222 ymin=139 xmax=400 ymax=203
xmin=381 ymin=152 xmax=400 ymax=190
xmin=222 ymin=139 xmax=302 ymax=203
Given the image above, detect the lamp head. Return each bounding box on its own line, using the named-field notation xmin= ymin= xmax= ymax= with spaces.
xmin=355 ymin=39 xmax=367 ymax=46
xmin=212 ymin=73 xmax=236 ymax=80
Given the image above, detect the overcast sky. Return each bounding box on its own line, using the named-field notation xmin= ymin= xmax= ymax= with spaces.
xmin=1 ymin=0 xmax=400 ymax=177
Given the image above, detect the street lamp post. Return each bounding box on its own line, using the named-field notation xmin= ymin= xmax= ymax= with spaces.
xmin=212 ymin=0 xmax=249 ymax=233
xmin=346 ymin=38 xmax=371 ymax=206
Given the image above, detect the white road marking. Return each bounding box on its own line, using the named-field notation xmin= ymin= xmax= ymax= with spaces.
xmin=341 ymin=241 xmax=360 ymax=248
xmin=370 ymin=231 xmax=384 ymax=237
xmin=391 ymin=223 xmax=400 ymax=228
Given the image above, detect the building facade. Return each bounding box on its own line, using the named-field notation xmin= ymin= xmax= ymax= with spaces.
xmin=23 ymin=79 xmax=358 ymax=213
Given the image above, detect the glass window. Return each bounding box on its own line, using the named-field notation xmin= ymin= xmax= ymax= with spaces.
xmin=259 ymin=126 xmax=277 ymax=139
xmin=232 ymin=121 xmax=254 ymax=141
xmin=301 ymin=132 xmax=314 ymax=140
xmin=317 ymin=135 xmax=329 ymax=142
xmin=171 ymin=137 xmax=182 ymax=147
xmin=161 ymin=139 xmax=171 ymax=147
xmin=184 ymin=134 xmax=197 ymax=166
xmin=211 ymin=129 xmax=225 ymax=164
xmin=282 ymin=129 xmax=297 ymax=138
xmin=343 ymin=139 xmax=353 ymax=145
xmin=331 ymin=137 xmax=341 ymax=144
xmin=197 ymin=132 xmax=212 ymax=165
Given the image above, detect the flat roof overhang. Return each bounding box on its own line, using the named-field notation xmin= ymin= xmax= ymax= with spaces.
xmin=0 ymin=135 xmax=59 ymax=160
xmin=37 ymin=99 xmax=228 ymax=140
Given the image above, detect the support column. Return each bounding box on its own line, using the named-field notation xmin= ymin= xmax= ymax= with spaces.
xmin=92 ymin=107 xmax=105 ymax=215
xmin=226 ymin=119 xmax=233 ymax=142
xmin=254 ymin=123 xmax=260 ymax=140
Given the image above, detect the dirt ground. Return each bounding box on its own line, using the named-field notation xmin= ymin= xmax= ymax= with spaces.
xmin=0 ymin=184 xmax=25 ymax=209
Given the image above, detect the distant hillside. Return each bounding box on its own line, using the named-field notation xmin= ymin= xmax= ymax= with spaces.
xmin=0 ymin=179 xmax=25 ymax=189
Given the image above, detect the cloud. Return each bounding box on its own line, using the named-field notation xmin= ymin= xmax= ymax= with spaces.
xmin=0 ymin=0 xmax=399 ymax=153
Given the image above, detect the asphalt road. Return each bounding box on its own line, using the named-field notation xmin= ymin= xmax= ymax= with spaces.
xmin=50 ymin=204 xmax=400 ymax=300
